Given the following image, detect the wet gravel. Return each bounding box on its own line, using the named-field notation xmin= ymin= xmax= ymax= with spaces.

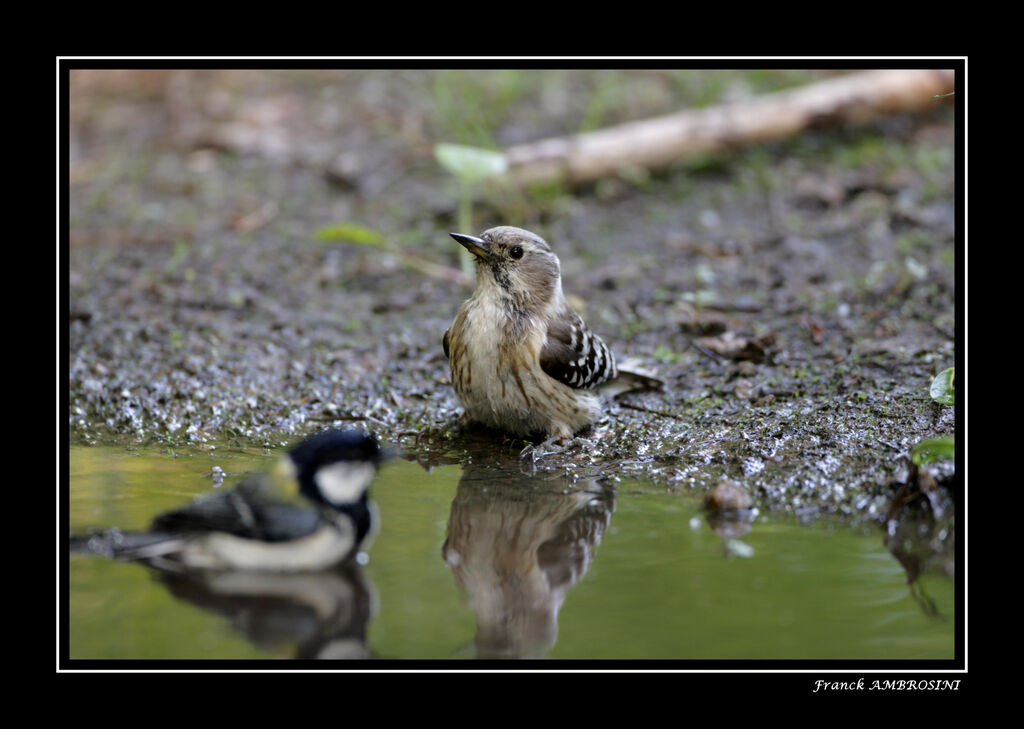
xmin=65 ymin=69 xmax=958 ymax=568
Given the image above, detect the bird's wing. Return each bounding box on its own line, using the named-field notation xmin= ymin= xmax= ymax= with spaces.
xmin=442 ymin=328 xmax=451 ymax=360
xmin=539 ymin=309 xmax=617 ymax=390
xmin=150 ymin=478 xmax=323 ymax=542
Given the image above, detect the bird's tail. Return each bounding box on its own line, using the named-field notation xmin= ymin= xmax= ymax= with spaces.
xmin=603 ymin=357 xmax=665 ymax=398
xmin=68 ymin=528 xmax=187 ymax=562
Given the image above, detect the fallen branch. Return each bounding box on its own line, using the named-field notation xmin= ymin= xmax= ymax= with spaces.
xmin=505 ymin=69 xmax=955 ymax=186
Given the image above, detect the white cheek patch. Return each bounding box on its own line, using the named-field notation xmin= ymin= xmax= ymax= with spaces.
xmin=315 ymin=462 xmax=376 ymax=506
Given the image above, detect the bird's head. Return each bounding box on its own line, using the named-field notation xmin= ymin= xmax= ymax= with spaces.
xmin=451 ymin=227 xmax=563 ymax=314
xmin=281 ymin=430 xmax=390 ymax=509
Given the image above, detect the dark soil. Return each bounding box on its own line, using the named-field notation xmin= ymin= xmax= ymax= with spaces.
xmin=66 ymin=69 xmax=957 ymax=573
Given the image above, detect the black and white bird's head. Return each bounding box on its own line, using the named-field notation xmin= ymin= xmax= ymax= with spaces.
xmin=451 ymin=227 xmax=563 ymax=317
xmin=284 ymin=429 xmax=388 ymax=510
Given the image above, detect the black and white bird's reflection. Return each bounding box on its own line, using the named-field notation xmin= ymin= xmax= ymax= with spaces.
xmin=154 ymin=560 xmax=376 ymax=659
xmin=441 ymin=463 xmax=616 ymax=659
xmin=70 ymin=429 xmax=390 ymax=573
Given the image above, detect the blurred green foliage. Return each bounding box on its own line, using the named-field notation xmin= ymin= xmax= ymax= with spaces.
xmin=911 ymin=436 xmax=955 ymax=466
xmin=909 ymin=368 xmax=955 ymax=466
xmin=929 ymin=367 xmax=955 ymax=406
xmin=433 ymin=143 xmax=509 ymax=276
xmin=313 ymin=222 xmax=386 ymax=246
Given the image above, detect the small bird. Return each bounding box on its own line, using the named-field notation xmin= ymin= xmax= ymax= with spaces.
xmin=443 ymin=226 xmax=660 ymax=441
xmin=69 ymin=430 xmax=390 ymax=572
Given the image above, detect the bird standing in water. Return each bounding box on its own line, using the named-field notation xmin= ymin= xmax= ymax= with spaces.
xmin=69 ymin=430 xmax=390 ymax=572
xmin=443 ymin=226 xmax=660 ymax=441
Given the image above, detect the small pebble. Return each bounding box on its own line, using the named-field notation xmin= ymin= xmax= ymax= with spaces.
xmin=704 ymin=478 xmax=753 ymax=511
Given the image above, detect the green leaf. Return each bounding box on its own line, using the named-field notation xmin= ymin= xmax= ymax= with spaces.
xmin=312 ymin=223 xmax=386 ymax=246
xmin=434 ymin=143 xmax=507 ymax=183
xmin=929 ymin=367 xmax=955 ymax=405
xmin=911 ymin=436 xmax=955 ymax=465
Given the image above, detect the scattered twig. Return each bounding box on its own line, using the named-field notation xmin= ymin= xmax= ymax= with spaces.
xmin=688 ymin=339 xmax=728 ymax=363
xmin=701 ymin=301 xmax=765 ymax=313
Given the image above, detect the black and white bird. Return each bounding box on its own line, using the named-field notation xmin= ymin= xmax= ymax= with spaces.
xmin=69 ymin=430 xmax=390 ymax=572
xmin=443 ymin=226 xmax=661 ymax=441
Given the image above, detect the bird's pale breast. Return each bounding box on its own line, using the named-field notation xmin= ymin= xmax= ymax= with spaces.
xmin=450 ymin=297 xmax=601 ymax=438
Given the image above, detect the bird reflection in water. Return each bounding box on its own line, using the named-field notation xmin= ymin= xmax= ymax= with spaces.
xmin=442 ymin=462 xmax=616 ymax=659
xmin=68 ymin=429 xmax=386 ymax=659
xmin=151 ymin=559 xmax=375 ymax=659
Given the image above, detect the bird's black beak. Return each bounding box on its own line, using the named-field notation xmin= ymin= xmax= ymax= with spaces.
xmin=450 ymin=233 xmax=494 ymax=262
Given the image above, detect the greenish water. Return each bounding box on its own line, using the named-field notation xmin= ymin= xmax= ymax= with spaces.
xmin=65 ymin=445 xmax=955 ymax=661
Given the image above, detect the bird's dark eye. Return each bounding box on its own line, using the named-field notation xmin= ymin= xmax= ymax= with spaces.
xmin=509 ymin=245 xmax=524 ymax=260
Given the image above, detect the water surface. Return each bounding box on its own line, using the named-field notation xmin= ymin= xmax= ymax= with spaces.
xmin=66 ymin=444 xmax=954 ymax=661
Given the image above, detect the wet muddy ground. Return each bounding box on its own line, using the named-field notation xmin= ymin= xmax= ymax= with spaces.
xmin=65 ymin=69 xmax=958 ymax=576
